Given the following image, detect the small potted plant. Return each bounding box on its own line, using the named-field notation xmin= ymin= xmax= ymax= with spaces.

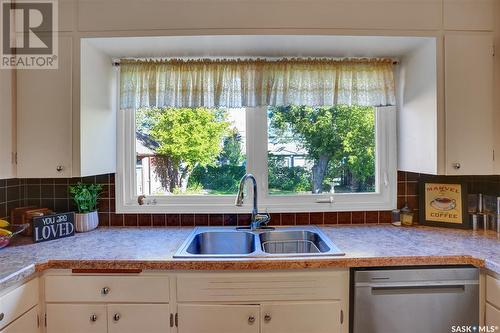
xmin=69 ymin=182 xmax=103 ymax=232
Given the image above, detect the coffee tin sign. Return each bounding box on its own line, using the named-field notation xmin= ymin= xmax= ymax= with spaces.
xmin=32 ymin=212 xmax=75 ymax=243
xmin=419 ymin=178 xmax=469 ymax=229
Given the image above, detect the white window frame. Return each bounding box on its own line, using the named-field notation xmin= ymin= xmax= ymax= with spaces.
xmin=116 ymin=103 xmax=397 ymax=214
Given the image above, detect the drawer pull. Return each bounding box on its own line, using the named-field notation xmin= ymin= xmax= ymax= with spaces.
xmin=264 ymin=314 xmax=272 ymax=322
xmin=113 ymin=313 xmax=121 ymax=322
xmin=248 ymin=315 xmax=255 ymax=324
xmin=0 ymin=313 xmax=4 ymax=321
xmin=90 ymin=314 xmax=98 ymax=322
xmin=101 ymin=287 xmax=110 ymax=295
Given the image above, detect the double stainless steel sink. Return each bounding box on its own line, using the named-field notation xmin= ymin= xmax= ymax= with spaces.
xmin=174 ymin=226 xmax=344 ymax=258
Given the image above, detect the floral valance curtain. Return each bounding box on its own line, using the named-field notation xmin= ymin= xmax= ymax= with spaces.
xmin=120 ymin=58 xmax=396 ymax=109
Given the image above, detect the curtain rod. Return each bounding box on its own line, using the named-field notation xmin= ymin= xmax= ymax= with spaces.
xmin=112 ymin=57 xmax=400 ymax=66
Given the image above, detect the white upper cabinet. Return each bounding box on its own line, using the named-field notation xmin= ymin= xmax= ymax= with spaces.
xmin=16 ymin=36 xmax=73 ymax=178
xmin=444 ymin=33 xmax=494 ymax=175
xmin=16 ymin=36 xmax=117 ymax=178
xmin=0 ymin=68 xmax=15 ymax=179
xmin=444 ymin=0 xmax=494 ymax=31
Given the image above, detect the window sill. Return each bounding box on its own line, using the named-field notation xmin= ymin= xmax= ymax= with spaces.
xmin=115 ymin=195 xmax=396 ymax=214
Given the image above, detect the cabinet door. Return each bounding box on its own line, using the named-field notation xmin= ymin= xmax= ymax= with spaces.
xmin=0 ymin=305 xmax=39 ymax=333
xmin=486 ymin=275 xmax=500 ymax=307
xmin=0 ymin=278 xmax=38 ymax=331
xmin=16 ymin=36 xmax=73 ymax=178
xmin=0 ymin=68 xmax=15 ymax=179
xmin=178 ymin=304 xmax=259 ymax=333
xmin=261 ymin=301 xmax=342 ymax=333
xmin=107 ymin=304 xmax=170 ymax=333
xmin=445 ymin=33 xmax=494 ymax=175
xmin=46 ymin=304 xmax=107 ymax=333
xmin=486 ymin=303 xmax=500 ymax=327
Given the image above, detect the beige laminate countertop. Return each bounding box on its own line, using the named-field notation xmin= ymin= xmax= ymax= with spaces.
xmin=0 ymin=225 xmax=499 ymax=292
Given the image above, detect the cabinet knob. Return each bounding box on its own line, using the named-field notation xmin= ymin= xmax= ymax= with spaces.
xmin=113 ymin=313 xmax=121 ymax=322
xmin=0 ymin=312 xmax=4 ymax=321
xmin=90 ymin=314 xmax=98 ymax=322
xmin=248 ymin=315 xmax=255 ymax=324
xmin=264 ymin=314 xmax=272 ymax=322
xmin=56 ymin=165 xmax=64 ymax=172
xmin=101 ymin=287 xmax=110 ymax=295
xmin=452 ymin=162 xmax=461 ymax=170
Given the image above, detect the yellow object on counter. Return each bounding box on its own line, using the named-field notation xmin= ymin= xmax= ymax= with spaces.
xmin=0 ymin=228 xmax=12 ymax=236
xmin=0 ymin=220 xmax=9 ymax=228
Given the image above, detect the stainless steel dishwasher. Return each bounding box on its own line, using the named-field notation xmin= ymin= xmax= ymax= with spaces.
xmin=352 ymin=267 xmax=479 ymax=333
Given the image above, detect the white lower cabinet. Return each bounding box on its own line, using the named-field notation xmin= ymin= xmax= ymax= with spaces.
xmin=46 ymin=303 xmax=170 ymax=333
xmin=486 ymin=275 xmax=500 ymax=327
xmin=0 ymin=305 xmax=40 ymax=333
xmin=177 ymin=301 xmax=342 ymax=333
xmin=107 ymin=304 xmax=170 ymax=333
xmin=178 ymin=304 xmax=260 ymax=333
xmin=46 ymin=304 xmax=107 ymax=333
xmin=485 ymin=303 xmax=500 ymax=327
xmin=42 ymin=270 xmax=348 ymax=333
xmin=0 ymin=279 xmax=39 ymax=332
xmin=261 ymin=302 xmax=342 ymax=333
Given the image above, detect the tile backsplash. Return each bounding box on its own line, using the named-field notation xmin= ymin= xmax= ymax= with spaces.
xmin=2 ymin=171 xmax=499 ymax=226
xmin=0 ymin=179 xmax=24 ymax=221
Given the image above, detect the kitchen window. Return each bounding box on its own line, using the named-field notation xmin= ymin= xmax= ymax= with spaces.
xmin=116 ymin=58 xmax=397 ymax=213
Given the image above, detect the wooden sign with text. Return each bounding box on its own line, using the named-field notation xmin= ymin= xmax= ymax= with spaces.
xmin=32 ymin=212 xmax=75 ymax=243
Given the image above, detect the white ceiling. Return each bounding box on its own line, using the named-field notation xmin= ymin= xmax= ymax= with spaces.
xmin=84 ymin=35 xmax=434 ymax=60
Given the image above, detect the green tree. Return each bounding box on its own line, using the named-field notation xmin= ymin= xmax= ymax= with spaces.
xmin=218 ymin=128 xmax=244 ymax=166
xmin=269 ymin=105 xmax=375 ymax=193
xmin=136 ymin=107 xmax=230 ymax=193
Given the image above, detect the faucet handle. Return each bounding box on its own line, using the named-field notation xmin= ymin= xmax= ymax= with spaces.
xmin=255 ymin=213 xmax=271 ymax=225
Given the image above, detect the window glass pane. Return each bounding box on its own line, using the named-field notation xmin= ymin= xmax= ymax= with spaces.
xmin=136 ymin=107 xmax=246 ymax=195
xmin=268 ymin=105 xmax=376 ymax=195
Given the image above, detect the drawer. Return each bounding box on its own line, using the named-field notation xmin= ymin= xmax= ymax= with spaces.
xmin=45 ymin=275 xmax=169 ymax=303
xmin=177 ymin=271 xmax=348 ymax=302
xmin=486 ymin=275 xmax=500 ymax=308
xmin=0 ymin=279 xmax=39 ymax=330
xmin=485 ymin=303 xmax=500 ymax=327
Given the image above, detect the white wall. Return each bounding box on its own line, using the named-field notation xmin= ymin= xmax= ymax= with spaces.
xmin=80 ymin=39 xmax=116 ymax=176
xmin=15 ymin=0 xmax=496 ymax=177
xmin=397 ymin=39 xmax=438 ymax=174
xmin=75 ymin=0 xmax=443 ymax=32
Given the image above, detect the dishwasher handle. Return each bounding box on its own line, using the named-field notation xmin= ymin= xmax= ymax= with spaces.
xmin=371 ymin=284 xmax=466 ymax=295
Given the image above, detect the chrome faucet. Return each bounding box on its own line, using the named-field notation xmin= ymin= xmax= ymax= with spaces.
xmin=235 ymin=174 xmax=270 ymax=230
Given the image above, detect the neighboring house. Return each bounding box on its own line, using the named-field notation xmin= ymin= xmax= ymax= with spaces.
xmin=136 ymin=137 xmax=165 ymax=195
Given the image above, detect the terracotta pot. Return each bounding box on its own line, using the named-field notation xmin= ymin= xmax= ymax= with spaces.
xmin=75 ymin=211 xmax=99 ymax=232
